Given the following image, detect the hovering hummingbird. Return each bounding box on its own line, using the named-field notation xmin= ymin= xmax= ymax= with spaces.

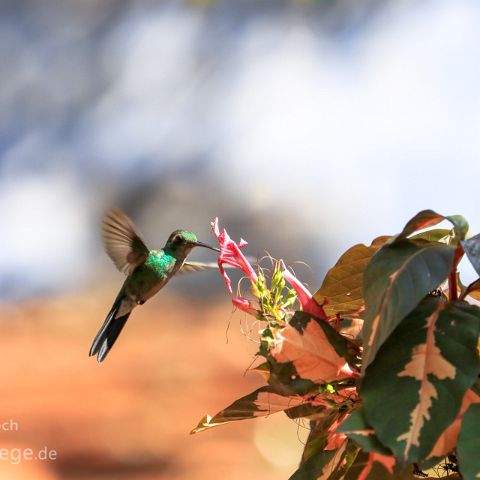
xmin=89 ymin=208 xmax=220 ymax=363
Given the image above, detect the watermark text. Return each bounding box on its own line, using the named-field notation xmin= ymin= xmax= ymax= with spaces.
xmin=0 ymin=446 xmax=57 ymax=465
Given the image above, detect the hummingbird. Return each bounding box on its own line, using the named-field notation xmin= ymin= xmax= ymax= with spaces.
xmin=89 ymin=208 xmax=220 ymax=363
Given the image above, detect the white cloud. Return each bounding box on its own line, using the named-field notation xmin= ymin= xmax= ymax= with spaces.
xmin=212 ymin=0 xmax=480 ymax=249
xmin=0 ymin=170 xmax=92 ymax=295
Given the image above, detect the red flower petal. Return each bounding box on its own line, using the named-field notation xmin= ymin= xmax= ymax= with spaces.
xmin=282 ymin=264 xmax=327 ymax=320
xmin=232 ymin=297 xmax=258 ymax=317
xmin=211 ymin=218 xmax=257 ymax=293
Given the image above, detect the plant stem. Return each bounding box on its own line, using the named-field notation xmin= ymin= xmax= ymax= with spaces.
xmin=449 ymin=271 xmax=458 ymax=301
xmin=448 ymin=246 xmax=464 ymax=301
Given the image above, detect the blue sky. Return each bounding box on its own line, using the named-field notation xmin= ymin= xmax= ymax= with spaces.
xmin=0 ymin=0 xmax=479 ymax=298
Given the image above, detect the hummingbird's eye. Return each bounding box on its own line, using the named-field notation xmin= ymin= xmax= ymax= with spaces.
xmin=168 ymin=232 xmax=185 ymax=250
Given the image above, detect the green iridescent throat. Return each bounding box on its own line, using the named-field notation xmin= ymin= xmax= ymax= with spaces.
xmin=146 ymin=250 xmax=176 ymax=274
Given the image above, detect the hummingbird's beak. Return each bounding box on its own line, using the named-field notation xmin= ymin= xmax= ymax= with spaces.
xmin=193 ymin=241 xmax=220 ymax=252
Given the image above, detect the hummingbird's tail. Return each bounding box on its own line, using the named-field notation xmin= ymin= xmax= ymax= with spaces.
xmin=89 ymin=293 xmax=134 ymax=363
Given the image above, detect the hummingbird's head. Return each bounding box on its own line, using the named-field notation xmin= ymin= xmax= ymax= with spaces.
xmin=165 ymin=230 xmax=220 ymax=255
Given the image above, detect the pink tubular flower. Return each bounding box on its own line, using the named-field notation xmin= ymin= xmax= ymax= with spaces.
xmin=232 ymin=297 xmax=258 ymax=317
xmin=281 ymin=264 xmax=327 ymax=320
xmin=211 ymin=218 xmax=258 ymax=293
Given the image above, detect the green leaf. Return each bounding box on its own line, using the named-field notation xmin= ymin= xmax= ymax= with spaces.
xmin=343 ymin=450 xmax=369 ymax=480
xmin=398 ymin=210 xmax=468 ymax=241
xmin=190 ymin=386 xmax=307 ymax=433
xmin=284 ymin=402 xmax=326 ymax=420
xmin=290 ymin=449 xmax=342 ymax=480
xmin=362 ymin=239 xmax=455 ymax=370
xmin=447 ymin=214 xmax=470 ymax=240
xmin=336 ymin=407 xmax=391 ymax=455
xmin=471 ymin=378 xmax=480 ymax=396
xmin=457 ymin=403 xmax=480 ymax=480
xmin=410 ymin=228 xmax=452 ymax=243
xmin=251 ymin=360 xmax=270 ymax=380
xmin=462 ymin=233 xmax=480 ymax=277
xmin=313 ymin=237 xmax=390 ymax=317
xmin=362 ymin=297 xmax=480 ymax=463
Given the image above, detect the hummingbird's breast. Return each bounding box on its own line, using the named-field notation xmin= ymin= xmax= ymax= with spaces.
xmin=125 ymin=250 xmax=178 ymax=303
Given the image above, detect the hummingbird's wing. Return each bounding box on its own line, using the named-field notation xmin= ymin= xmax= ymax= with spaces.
xmin=179 ymin=261 xmax=220 ymax=274
xmin=102 ymin=208 xmax=150 ymax=275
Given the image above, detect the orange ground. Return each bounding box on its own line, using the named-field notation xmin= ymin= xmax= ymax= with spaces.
xmin=0 ymin=290 xmax=306 ymax=479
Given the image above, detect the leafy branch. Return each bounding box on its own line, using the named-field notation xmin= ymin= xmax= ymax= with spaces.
xmin=192 ymin=211 xmax=480 ymax=480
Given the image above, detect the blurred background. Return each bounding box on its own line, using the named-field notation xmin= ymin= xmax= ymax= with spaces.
xmin=0 ymin=0 xmax=479 ymax=478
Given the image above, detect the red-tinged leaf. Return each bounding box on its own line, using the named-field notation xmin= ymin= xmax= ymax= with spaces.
xmin=398 ymin=210 xmax=447 ymax=238
xmin=336 ymin=407 xmax=391 ymax=455
xmin=362 ymin=239 xmax=455 ymax=370
xmin=398 ymin=210 xmax=468 ymax=241
xmin=427 ymin=389 xmax=480 ymax=460
xmin=313 ymin=237 xmax=390 ymax=317
xmin=328 ymin=442 xmax=360 ymax=480
xmin=344 ymin=452 xmax=412 ymax=480
xmin=462 ymin=233 xmax=480 ymax=277
xmin=358 ymin=452 xmax=395 ymax=480
xmin=464 ymin=279 xmax=480 ymax=301
xmin=339 ymin=318 xmax=364 ymax=343
xmin=289 ymin=439 xmax=351 ymax=480
xmin=271 ymin=312 xmax=359 ymax=386
xmin=457 ymin=275 xmax=480 ymax=302
xmin=190 ymin=386 xmax=307 ymax=434
xmin=324 ymin=416 xmax=349 ymax=451
xmin=301 ymin=412 xmax=347 ymax=463
xmin=325 ymin=432 xmax=348 ymax=451
xmin=457 ymin=403 xmax=480 ymax=480
xmin=362 ymin=297 xmax=480 ymax=463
